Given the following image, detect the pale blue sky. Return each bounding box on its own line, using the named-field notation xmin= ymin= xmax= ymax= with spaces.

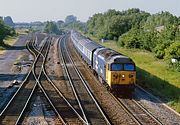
xmin=0 ymin=0 xmax=179 ymax=22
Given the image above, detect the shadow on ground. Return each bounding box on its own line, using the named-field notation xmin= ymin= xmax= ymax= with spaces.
xmin=136 ymin=66 xmax=180 ymax=105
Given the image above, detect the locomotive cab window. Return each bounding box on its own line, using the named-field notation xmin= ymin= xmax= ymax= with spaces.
xmin=111 ymin=63 xmax=123 ymax=71
xmin=124 ymin=64 xmax=135 ymax=71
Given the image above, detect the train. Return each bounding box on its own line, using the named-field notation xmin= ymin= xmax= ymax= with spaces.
xmin=70 ymin=30 xmax=136 ymax=94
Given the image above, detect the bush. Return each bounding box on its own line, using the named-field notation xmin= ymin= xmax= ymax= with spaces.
xmin=165 ymin=41 xmax=180 ymax=71
xmin=0 ymin=20 xmax=15 ymax=44
xmin=118 ymin=27 xmax=141 ymax=48
xmin=168 ymin=62 xmax=180 ymax=72
xmin=154 ymin=43 xmax=167 ymax=59
xmin=118 ymin=36 xmax=125 ymax=47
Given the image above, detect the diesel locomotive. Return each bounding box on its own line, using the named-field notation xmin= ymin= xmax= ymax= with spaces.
xmin=70 ymin=31 xmax=136 ymax=94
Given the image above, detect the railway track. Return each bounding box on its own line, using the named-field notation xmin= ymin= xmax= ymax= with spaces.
xmin=31 ymin=36 xmax=88 ymax=124
xmin=0 ymin=36 xmax=63 ymax=124
xmin=20 ymin=36 xmax=74 ymax=124
xmin=0 ymin=33 xmax=164 ymax=124
xmin=29 ymin=36 xmax=67 ymax=124
xmin=65 ymin=33 xmax=165 ymax=125
xmin=17 ymin=37 xmax=54 ymax=124
xmin=0 ymin=38 xmax=45 ymax=125
xmin=34 ymin=37 xmax=84 ymax=124
xmin=60 ymin=35 xmax=112 ymax=125
xmin=117 ymin=97 xmax=163 ymax=125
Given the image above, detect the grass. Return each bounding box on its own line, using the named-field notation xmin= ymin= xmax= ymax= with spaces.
xmin=87 ymin=36 xmax=180 ymax=113
xmin=0 ymin=36 xmax=18 ymax=55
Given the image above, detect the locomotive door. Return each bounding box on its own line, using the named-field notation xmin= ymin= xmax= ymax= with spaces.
xmin=106 ymin=64 xmax=111 ymax=87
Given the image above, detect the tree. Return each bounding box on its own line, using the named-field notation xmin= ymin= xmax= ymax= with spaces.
xmin=143 ymin=11 xmax=178 ymax=30
xmin=57 ymin=20 xmax=64 ymax=28
xmin=3 ymin=16 xmax=14 ymax=27
xmin=154 ymin=42 xmax=170 ymax=59
xmin=87 ymin=8 xmax=150 ymax=40
xmin=118 ymin=27 xmax=141 ymax=48
xmin=165 ymin=42 xmax=180 ymax=71
xmin=44 ymin=21 xmax=61 ymax=34
xmin=140 ymin=29 xmax=158 ymax=51
xmin=0 ymin=20 xmax=15 ymax=45
xmin=65 ymin=15 xmax=77 ymax=24
xmin=0 ymin=20 xmax=7 ymax=43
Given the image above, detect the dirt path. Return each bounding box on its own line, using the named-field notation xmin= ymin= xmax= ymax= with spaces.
xmin=0 ymin=35 xmax=30 ymax=108
xmin=0 ymin=35 xmax=29 ymax=85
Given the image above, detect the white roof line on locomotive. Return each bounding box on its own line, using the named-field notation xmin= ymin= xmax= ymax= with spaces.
xmin=113 ymin=55 xmax=129 ymax=59
xmin=107 ymin=55 xmax=129 ymax=63
xmin=98 ymin=54 xmax=105 ymax=60
xmin=94 ymin=48 xmax=106 ymax=55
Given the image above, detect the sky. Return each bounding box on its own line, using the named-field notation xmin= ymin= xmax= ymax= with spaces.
xmin=0 ymin=0 xmax=180 ymax=22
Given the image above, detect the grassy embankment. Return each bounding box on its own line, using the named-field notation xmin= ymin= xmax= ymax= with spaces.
xmin=88 ymin=35 xmax=180 ymax=113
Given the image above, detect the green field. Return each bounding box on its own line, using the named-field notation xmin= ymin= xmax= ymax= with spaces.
xmin=90 ymin=37 xmax=180 ymax=113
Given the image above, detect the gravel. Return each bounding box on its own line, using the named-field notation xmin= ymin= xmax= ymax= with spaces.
xmin=26 ymin=96 xmax=49 ymax=125
xmin=134 ymin=86 xmax=180 ymax=125
xmin=26 ymin=95 xmax=56 ymax=125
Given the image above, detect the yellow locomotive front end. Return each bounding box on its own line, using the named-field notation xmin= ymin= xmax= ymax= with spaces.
xmin=93 ymin=48 xmax=136 ymax=95
xmin=106 ymin=63 xmax=136 ymax=94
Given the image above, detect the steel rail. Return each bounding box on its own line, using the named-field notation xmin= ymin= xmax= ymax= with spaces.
xmin=118 ymin=97 xmax=163 ymax=125
xmin=33 ymin=36 xmax=67 ymax=125
xmin=30 ymin=37 xmax=67 ymax=125
xmin=64 ymin=35 xmax=112 ymax=125
xmin=110 ymin=93 xmax=142 ymax=125
xmin=0 ymin=40 xmax=38 ymax=117
xmin=0 ymin=38 xmax=46 ymax=125
xmin=135 ymin=84 xmax=180 ymax=117
xmin=132 ymin=99 xmax=163 ymax=125
xmin=14 ymin=37 xmax=48 ymax=124
xmin=37 ymin=37 xmax=88 ymax=124
xmin=60 ymin=36 xmax=89 ymax=124
xmin=42 ymin=37 xmax=87 ymax=124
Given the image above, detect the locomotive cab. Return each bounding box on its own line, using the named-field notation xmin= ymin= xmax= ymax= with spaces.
xmin=105 ymin=56 xmax=136 ymax=93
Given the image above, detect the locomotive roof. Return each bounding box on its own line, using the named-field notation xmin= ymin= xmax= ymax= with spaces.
xmin=107 ymin=55 xmax=134 ymax=64
xmin=96 ymin=48 xmax=134 ymax=64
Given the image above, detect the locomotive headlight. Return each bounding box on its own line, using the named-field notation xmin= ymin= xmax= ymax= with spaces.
xmin=122 ymin=74 xmax=125 ymax=78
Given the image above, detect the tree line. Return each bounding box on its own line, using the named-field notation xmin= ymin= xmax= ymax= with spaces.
xmin=43 ymin=15 xmax=86 ymax=35
xmin=86 ymin=8 xmax=180 ymax=71
xmin=32 ymin=10 xmax=180 ymax=71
